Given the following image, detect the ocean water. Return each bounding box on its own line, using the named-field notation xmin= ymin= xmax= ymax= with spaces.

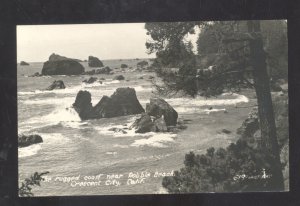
xmin=18 ymin=59 xmax=253 ymax=196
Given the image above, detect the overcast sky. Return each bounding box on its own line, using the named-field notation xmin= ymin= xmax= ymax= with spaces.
xmin=17 ymin=23 xmax=199 ymax=63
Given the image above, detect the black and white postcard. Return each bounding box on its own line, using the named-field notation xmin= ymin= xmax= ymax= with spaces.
xmin=17 ymin=20 xmax=289 ymax=196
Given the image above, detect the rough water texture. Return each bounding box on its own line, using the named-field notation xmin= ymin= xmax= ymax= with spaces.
xmin=18 ymin=59 xmax=254 ymax=196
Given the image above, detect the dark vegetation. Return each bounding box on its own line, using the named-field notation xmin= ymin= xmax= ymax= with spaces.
xmin=19 ymin=172 xmax=49 ymax=197
xmin=162 ymin=94 xmax=289 ymax=192
xmin=146 ymin=21 xmax=287 ymax=97
xmin=145 ymin=20 xmax=288 ymax=192
xmin=137 ymin=60 xmax=149 ymax=68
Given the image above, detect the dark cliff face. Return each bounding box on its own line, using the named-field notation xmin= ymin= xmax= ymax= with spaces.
xmin=41 ymin=59 xmax=84 ymax=75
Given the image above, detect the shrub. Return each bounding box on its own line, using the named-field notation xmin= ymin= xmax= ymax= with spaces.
xmin=162 ymin=93 xmax=289 ymax=193
xmin=19 ymin=172 xmax=49 ymax=197
xmin=162 ymin=140 xmax=276 ymax=193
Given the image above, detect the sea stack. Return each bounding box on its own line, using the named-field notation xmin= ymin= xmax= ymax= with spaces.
xmin=45 ymin=80 xmax=66 ymax=90
xmin=146 ymin=98 xmax=178 ymax=126
xmin=20 ymin=61 xmax=30 ymax=66
xmin=41 ymin=53 xmax=85 ymax=75
xmin=18 ymin=134 xmax=43 ymax=147
xmin=88 ymin=56 xmax=104 ymax=67
xmin=73 ymin=87 xmax=145 ymax=120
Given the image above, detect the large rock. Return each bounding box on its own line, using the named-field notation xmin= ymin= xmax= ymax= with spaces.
xmin=88 ymin=56 xmax=104 ymax=67
xmin=20 ymin=61 xmax=29 ymax=66
xmin=46 ymin=80 xmax=66 ymax=90
xmin=93 ymin=88 xmax=145 ymax=118
xmin=113 ymin=75 xmax=125 ymax=80
xmin=130 ymin=114 xmax=169 ymax=133
xmin=42 ymin=55 xmax=85 ymax=75
xmin=95 ymin=66 xmax=111 ymax=74
xmin=73 ymin=88 xmax=145 ymax=120
xmin=130 ymin=113 xmax=156 ymax=133
xmin=153 ymin=116 xmax=168 ymax=132
xmin=120 ymin=64 xmax=128 ymax=68
xmin=72 ymin=91 xmax=94 ymax=120
xmin=146 ymin=98 xmax=178 ymax=126
xmin=83 ymin=77 xmax=97 ymax=84
xmin=18 ymin=134 xmax=43 ymax=147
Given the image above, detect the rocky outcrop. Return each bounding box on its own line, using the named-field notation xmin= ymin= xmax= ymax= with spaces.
xmin=130 ymin=113 xmax=156 ymax=133
xmin=130 ymin=113 xmax=175 ymax=134
xmin=130 ymin=97 xmax=179 ymax=133
xmin=82 ymin=69 xmax=95 ymax=75
xmin=72 ymin=91 xmax=94 ymax=120
xmin=121 ymin=64 xmax=128 ymax=68
xmin=113 ymin=75 xmax=125 ymax=80
xmin=95 ymin=66 xmax=111 ymax=74
xmin=146 ymin=98 xmax=178 ymax=126
xmin=88 ymin=56 xmax=104 ymax=67
xmin=46 ymin=80 xmax=66 ymax=90
xmin=83 ymin=77 xmax=98 ymax=84
xmin=20 ymin=61 xmax=29 ymax=66
xmin=93 ymin=88 xmax=145 ymax=118
xmin=18 ymin=134 xmax=43 ymax=147
xmin=153 ymin=116 xmax=168 ymax=132
xmin=73 ymin=87 xmax=145 ymax=120
xmin=42 ymin=54 xmax=85 ymax=75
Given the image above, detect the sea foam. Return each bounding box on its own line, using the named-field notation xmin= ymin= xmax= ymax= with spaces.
xmin=131 ymin=133 xmax=177 ymax=148
xmin=165 ymin=93 xmax=248 ymax=114
xmin=18 ymin=144 xmax=42 ymax=158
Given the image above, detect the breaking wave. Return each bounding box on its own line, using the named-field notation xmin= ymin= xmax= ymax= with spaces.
xmin=131 ymin=133 xmax=177 ymax=148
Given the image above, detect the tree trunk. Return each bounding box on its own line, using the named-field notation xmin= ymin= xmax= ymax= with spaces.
xmin=247 ymin=20 xmax=284 ymax=191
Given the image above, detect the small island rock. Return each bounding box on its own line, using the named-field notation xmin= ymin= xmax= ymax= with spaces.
xmin=113 ymin=75 xmax=125 ymax=80
xmin=88 ymin=56 xmax=104 ymax=67
xmin=46 ymin=80 xmax=66 ymax=90
xmin=18 ymin=134 xmax=43 ymax=147
xmin=20 ymin=61 xmax=29 ymax=66
xmin=42 ymin=54 xmax=85 ymax=75
xmin=83 ymin=77 xmax=98 ymax=84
